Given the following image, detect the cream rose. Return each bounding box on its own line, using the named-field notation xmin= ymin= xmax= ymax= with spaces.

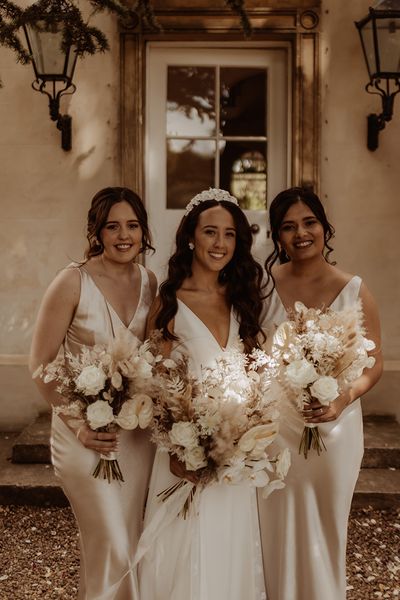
xmin=86 ymin=400 xmax=114 ymax=429
xmin=285 ymin=358 xmax=318 ymax=388
xmin=184 ymin=446 xmax=207 ymax=471
xmin=76 ymin=365 xmax=107 ymax=396
xmin=310 ymin=376 xmax=339 ymax=405
xmin=169 ymin=422 xmax=198 ymax=448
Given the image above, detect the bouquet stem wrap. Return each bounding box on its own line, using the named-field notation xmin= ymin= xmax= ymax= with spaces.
xmin=92 ymin=451 xmax=124 ymax=483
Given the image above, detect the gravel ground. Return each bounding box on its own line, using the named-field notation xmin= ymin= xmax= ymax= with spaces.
xmin=0 ymin=505 xmax=398 ymax=599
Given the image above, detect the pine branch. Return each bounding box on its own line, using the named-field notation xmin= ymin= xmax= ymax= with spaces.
xmin=133 ymin=0 xmax=162 ymax=32
xmin=224 ymin=0 xmax=252 ymax=37
xmin=88 ymin=0 xmax=130 ymax=18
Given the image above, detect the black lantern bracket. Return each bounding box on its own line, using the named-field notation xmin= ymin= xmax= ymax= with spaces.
xmin=365 ymin=77 xmax=400 ymax=150
xmin=355 ymin=0 xmax=400 ymax=151
xmin=23 ymin=18 xmax=78 ymax=152
xmin=31 ymin=78 xmax=76 ymax=151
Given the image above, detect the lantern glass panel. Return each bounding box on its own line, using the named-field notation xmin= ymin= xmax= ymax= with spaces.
xmin=359 ymin=20 xmax=377 ymax=78
xmin=373 ymin=0 xmax=400 ymax=9
xmin=376 ymin=18 xmax=400 ymax=74
xmin=25 ymin=22 xmax=76 ymax=80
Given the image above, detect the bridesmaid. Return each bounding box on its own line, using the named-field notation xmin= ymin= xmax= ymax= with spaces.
xmin=258 ymin=186 xmax=383 ymax=600
xmin=30 ymin=187 xmax=157 ymax=600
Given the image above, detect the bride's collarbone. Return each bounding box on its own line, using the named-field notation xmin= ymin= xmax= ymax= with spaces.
xmin=178 ymin=293 xmax=231 ymax=344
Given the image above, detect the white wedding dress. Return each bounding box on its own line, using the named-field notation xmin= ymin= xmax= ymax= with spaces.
xmin=51 ymin=264 xmax=154 ymax=600
xmin=137 ymin=299 xmax=266 ymax=600
xmin=258 ymin=276 xmax=364 ymax=600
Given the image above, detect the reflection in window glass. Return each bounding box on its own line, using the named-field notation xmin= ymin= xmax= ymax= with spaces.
xmin=220 ymin=142 xmax=267 ymax=210
xmin=167 ymin=67 xmax=216 ymax=137
xmin=220 ymin=67 xmax=267 ymax=137
xmin=165 ymin=65 xmax=268 ymax=209
xmin=167 ymin=139 xmax=215 ymax=209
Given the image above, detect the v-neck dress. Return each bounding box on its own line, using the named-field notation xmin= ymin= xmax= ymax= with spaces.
xmin=51 ymin=264 xmax=154 ymax=600
xmin=137 ymin=301 xmax=266 ymax=600
xmin=258 ymin=276 xmax=364 ymax=600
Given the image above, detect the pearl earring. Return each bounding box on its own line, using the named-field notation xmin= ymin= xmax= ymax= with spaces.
xmin=188 ymin=242 xmax=194 ymax=250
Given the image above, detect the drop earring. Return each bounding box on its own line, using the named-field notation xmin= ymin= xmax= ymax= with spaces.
xmin=188 ymin=242 xmax=194 ymax=250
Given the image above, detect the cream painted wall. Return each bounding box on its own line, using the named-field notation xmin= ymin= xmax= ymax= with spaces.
xmin=0 ymin=1 xmax=398 ymax=429
xmin=0 ymin=5 xmax=120 ymax=429
xmin=320 ymin=0 xmax=400 ymax=419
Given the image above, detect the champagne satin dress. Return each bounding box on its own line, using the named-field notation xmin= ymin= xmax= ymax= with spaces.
xmin=258 ymin=276 xmax=364 ymax=600
xmin=51 ymin=264 xmax=154 ymax=600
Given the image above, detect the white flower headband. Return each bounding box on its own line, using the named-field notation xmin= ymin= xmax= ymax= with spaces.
xmin=184 ymin=188 xmax=239 ymax=216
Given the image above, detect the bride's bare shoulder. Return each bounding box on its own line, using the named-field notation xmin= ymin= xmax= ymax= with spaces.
xmin=327 ymin=265 xmax=355 ymax=286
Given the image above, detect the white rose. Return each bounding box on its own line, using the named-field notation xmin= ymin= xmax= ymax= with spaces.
xmin=238 ymin=424 xmax=278 ymax=457
xmin=76 ymin=365 xmax=107 ymax=396
xmin=285 ymin=359 xmax=318 ymax=388
xmin=310 ymin=376 xmax=339 ymax=405
xmin=169 ymin=422 xmax=198 ymax=448
xmin=184 ymin=446 xmax=207 ymax=471
xmin=275 ymin=448 xmax=291 ymax=479
xmin=86 ymin=400 xmax=114 ymax=429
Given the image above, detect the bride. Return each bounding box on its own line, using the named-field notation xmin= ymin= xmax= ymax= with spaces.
xmin=137 ymin=188 xmax=267 ymax=600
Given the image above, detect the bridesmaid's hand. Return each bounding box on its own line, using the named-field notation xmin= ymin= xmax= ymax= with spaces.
xmin=76 ymin=423 xmax=119 ymax=455
xmin=169 ymin=454 xmax=199 ymax=484
xmin=303 ymin=390 xmax=351 ymax=424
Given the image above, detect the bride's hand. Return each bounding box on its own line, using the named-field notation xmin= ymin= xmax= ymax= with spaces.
xmin=75 ymin=423 xmax=119 ymax=455
xmin=304 ymin=391 xmax=351 ymax=424
xmin=169 ymin=454 xmax=199 ymax=484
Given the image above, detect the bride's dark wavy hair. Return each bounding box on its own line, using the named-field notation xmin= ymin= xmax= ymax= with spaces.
xmin=84 ymin=187 xmax=155 ymax=259
xmin=155 ymin=199 xmax=265 ymax=352
xmin=265 ymin=186 xmax=335 ymax=294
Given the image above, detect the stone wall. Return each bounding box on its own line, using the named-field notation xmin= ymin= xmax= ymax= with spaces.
xmin=0 ymin=0 xmax=398 ymax=429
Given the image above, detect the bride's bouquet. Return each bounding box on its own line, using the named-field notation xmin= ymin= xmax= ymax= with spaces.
xmin=271 ymin=300 xmax=376 ymax=458
xmin=147 ymin=331 xmax=290 ymax=513
xmin=33 ymin=329 xmax=155 ymax=482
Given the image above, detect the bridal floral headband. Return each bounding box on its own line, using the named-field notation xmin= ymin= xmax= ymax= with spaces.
xmin=184 ymin=188 xmax=239 ymax=216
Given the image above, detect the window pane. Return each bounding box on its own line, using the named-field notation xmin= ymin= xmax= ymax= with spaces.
xmin=167 ymin=139 xmax=216 ymax=209
xmin=220 ymin=67 xmax=267 ymax=137
xmin=220 ymin=141 xmax=267 ymax=210
xmin=167 ymin=67 xmax=216 ymax=137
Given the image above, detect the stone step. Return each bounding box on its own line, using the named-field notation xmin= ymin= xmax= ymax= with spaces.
xmin=3 ymin=414 xmax=400 ymax=508
xmin=352 ymin=468 xmax=400 ymax=510
xmin=0 ymin=432 xmax=67 ymax=507
xmin=361 ymin=414 xmax=400 ymax=469
xmin=12 ymin=413 xmax=400 ymax=467
xmin=12 ymin=412 xmax=51 ymax=464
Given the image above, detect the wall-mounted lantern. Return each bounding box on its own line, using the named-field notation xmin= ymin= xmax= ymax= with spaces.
xmin=23 ymin=21 xmax=78 ymax=151
xmin=355 ymin=0 xmax=400 ymax=151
